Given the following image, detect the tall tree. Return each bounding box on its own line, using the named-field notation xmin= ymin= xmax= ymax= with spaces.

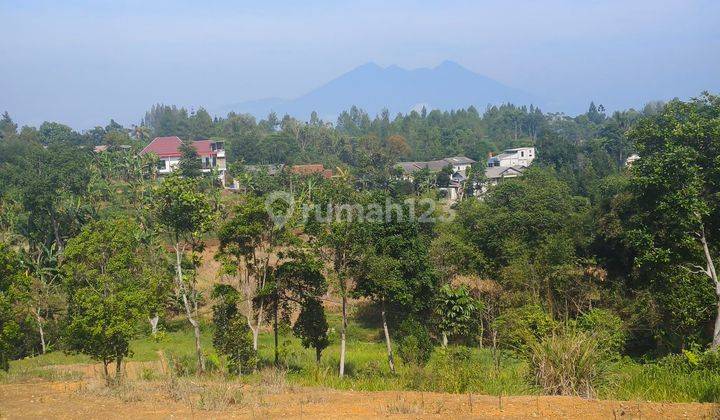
xmin=178 ymin=141 xmax=202 ymax=178
xmin=626 ymin=93 xmax=720 ymax=348
xmin=0 ymin=243 xmax=29 ymax=371
xmin=154 ymin=173 xmax=214 ymax=372
xmin=216 ymin=195 xmax=283 ymax=351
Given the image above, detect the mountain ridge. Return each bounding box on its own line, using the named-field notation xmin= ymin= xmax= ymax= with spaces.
xmin=218 ymin=61 xmax=540 ymax=120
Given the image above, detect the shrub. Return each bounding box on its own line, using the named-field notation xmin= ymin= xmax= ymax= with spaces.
xmin=396 ymin=318 xmax=434 ymax=366
xmin=169 ymin=353 xmax=198 ymax=377
xmin=494 ymin=304 xmax=556 ymax=350
xmin=525 ymin=328 xmax=610 ymax=398
xmin=575 ymin=308 xmax=626 ymax=354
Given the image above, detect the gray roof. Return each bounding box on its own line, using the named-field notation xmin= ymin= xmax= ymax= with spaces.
xmin=444 ymin=156 xmax=476 ymax=165
xmin=396 ymin=162 xmax=423 ymax=173
xmin=396 ymin=156 xmax=475 ymax=174
xmin=425 ymin=160 xmax=452 ymax=171
xmin=485 ymin=165 xmax=526 ymax=179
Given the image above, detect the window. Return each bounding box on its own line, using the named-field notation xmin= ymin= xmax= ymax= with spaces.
xmin=157 ymin=160 xmax=166 ymax=170
xmin=521 ymin=151 xmax=525 ymax=157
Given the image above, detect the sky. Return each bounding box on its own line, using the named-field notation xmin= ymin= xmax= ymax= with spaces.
xmin=1 ymin=0 xmax=719 ymax=129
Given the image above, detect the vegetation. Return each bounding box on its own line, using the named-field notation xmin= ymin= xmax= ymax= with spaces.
xmin=1 ymin=93 xmax=720 ymax=403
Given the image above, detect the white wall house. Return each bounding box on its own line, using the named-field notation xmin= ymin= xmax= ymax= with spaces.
xmin=140 ymin=136 xmax=227 ymax=183
xmin=487 ymin=147 xmax=535 ymax=168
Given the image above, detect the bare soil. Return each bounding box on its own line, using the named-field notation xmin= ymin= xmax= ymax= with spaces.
xmin=1 ymin=379 xmax=718 ymax=419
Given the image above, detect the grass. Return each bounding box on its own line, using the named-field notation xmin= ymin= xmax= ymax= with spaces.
xmin=5 ymin=309 xmax=720 ymax=403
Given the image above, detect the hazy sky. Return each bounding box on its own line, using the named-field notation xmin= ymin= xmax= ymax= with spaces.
xmin=2 ymin=0 xmax=719 ymax=129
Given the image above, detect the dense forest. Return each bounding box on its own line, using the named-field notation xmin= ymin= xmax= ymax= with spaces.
xmin=1 ymin=93 xmax=719 ymax=400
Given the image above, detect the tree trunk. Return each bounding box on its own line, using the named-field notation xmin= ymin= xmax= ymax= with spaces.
xmin=175 ymin=244 xmax=204 ymax=373
xmin=50 ymin=213 xmax=64 ymax=254
xmin=699 ymin=228 xmax=720 ymax=349
xmin=442 ymin=331 xmax=448 ymax=347
xmin=316 ymin=347 xmax=322 ymax=364
xmin=149 ymin=314 xmax=159 ymax=335
xmin=339 ymin=294 xmax=347 ymax=378
xmin=115 ymin=355 xmax=123 ymax=382
xmin=381 ymin=301 xmax=396 ymax=374
xmin=34 ymin=308 xmax=46 ymax=354
xmin=274 ymin=290 xmax=279 ymax=366
xmin=103 ymin=360 xmax=110 ymax=385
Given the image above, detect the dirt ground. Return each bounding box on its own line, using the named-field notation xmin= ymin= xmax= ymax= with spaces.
xmin=1 ymin=379 xmax=718 ymax=419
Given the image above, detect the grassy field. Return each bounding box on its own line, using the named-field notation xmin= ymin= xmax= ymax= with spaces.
xmin=4 ymin=308 xmax=720 ymax=404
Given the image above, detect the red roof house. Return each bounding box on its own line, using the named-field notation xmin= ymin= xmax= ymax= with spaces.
xmin=140 ymin=136 xmax=226 ymax=175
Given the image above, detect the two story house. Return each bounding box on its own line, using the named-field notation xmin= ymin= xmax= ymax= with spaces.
xmin=487 ymin=147 xmax=535 ymax=167
xmin=140 ymin=136 xmax=227 ymax=182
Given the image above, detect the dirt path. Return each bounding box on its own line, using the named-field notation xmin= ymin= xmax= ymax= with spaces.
xmin=1 ymin=380 xmax=718 ymax=419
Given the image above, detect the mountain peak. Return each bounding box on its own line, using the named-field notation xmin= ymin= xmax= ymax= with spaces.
xmin=435 ymin=60 xmax=464 ymax=70
xmin=354 ymin=62 xmax=383 ymax=72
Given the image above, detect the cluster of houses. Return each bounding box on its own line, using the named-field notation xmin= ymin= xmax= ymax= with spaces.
xmin=118 ymin=136 xmax=536 ymax=199
xmin=395 ymin=147 xmax=536 ymax=200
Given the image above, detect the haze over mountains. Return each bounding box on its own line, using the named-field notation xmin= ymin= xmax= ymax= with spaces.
xmin=220 ymin=61 xmax=540 ymax=120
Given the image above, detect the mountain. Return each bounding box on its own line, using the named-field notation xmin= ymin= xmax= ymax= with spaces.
xmin=219 ymin=60 xmax=540 ymax=120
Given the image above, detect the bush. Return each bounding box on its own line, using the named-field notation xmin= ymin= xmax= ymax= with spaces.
xmin=525 ymin=328 xmax=610 ymax=398
xmin=575 ymin=308 xmax=626 ymax=354
xmin=664 ymin=348 xmax=720 ymax=374
xmin=169 ymin=353 xmax=198 ymax=377
xmin=396 ymin=318 xmax=434 ymax=366
xmin=494 ymin=304 xmax=556 ymax=350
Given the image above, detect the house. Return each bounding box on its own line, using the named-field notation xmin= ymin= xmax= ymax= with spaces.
xmin=487 ymin=147 xmax=535 ymax=168
xmin=140 ymin=136 xmax=227 ymax=181
xmin=478 ymin=165 xmax=528 ymax=194
xmin=396 ymin=156 xmax=476 ymax=178
xmin=395 ymin=156 xmax=476 ymax=201
xmin=625 ymin=153 xmax=640 ymax=167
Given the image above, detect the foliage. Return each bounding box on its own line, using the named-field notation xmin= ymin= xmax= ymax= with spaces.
xmin=63 ymin=218 xmax=155 ymax=381
xmin=574 ymin=308 xmax=626 ymax=354
xmin=292 ymin=297 xmax=330 ymax=362
xmin=395 ymin=318 xmax=433 ymax=366
xmin=434 ymin=284 xmax=482 ymax=345
xmin=494 ymin=304 xmax=556 ymax=350
xmin=211 ymin=284 xmax=257 ymax=374
xmin=178 ymin=141 xmax=202 ymax=178
xmin=0 ymin=243 xmax=29 ymax=371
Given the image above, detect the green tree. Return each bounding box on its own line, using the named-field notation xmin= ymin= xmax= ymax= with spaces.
xmin=0 ymin=243 xmax=29 ymax=371
xmin=434 ymin=284 xmax=482 ymax=346
xmin=626 ymin=93 xmax=720 ymax=348
xmin=154 ymin=173 xmax=214 ymax=372
xmin=293 ymin=297 xmax=329 ymax=363
xmin=304 ymin=180 xmax=369 ymax=377
xmin=266 ymin=251 xmax=327 ymax=365
xmin=63 ymin=218 xmax=154 ymax=383
xmin=216 ymin=195 xmax=282 ymax=351
xmin=0 ymin=112 xmax=17 ymax=140
xmin=211 ymin=284 xmax=257 ymax=374
xmin=178 ymin=141 xmax=202 ymax=178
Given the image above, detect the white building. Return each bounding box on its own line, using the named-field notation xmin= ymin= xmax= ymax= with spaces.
xmin=487 ymin=147 xmax=535 ymax=168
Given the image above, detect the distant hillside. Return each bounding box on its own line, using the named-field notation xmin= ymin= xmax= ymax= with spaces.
xmin=219 ymin=60 xmax=540 ymax=120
